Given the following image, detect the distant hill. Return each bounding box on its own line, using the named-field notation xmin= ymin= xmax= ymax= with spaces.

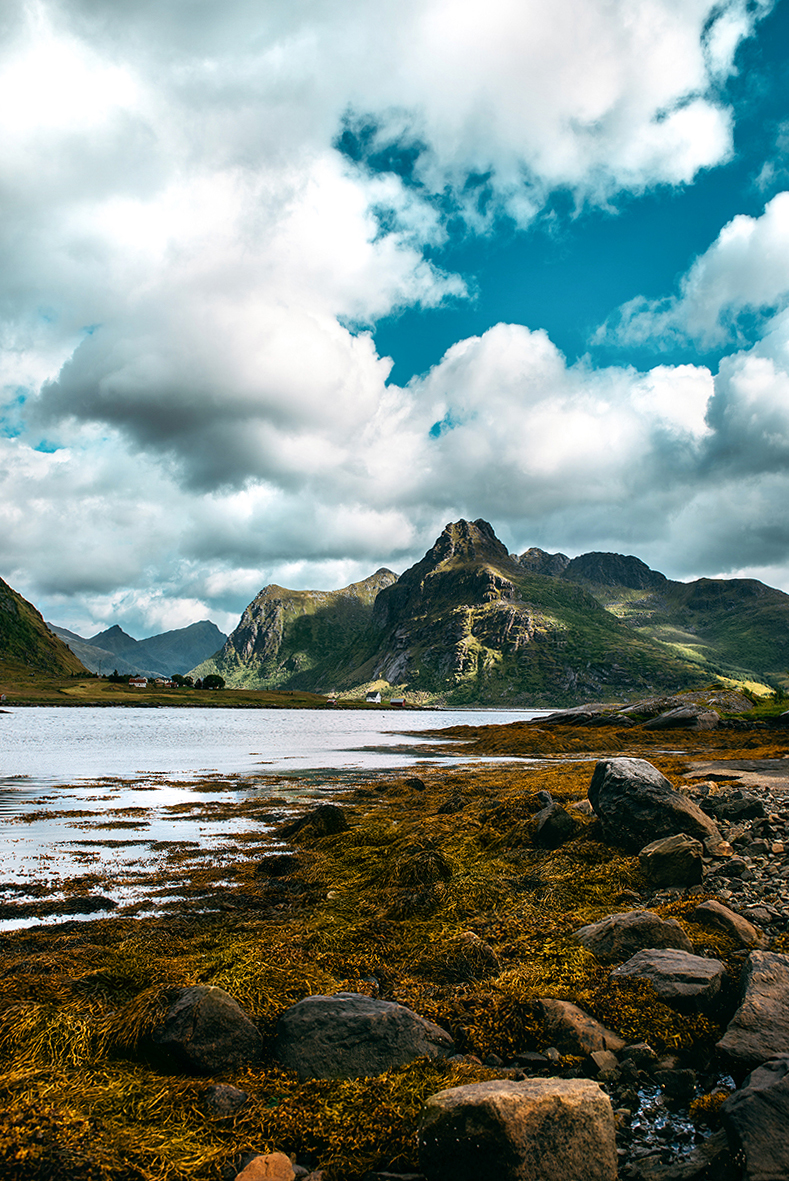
xmin=195 ymin=521 xmax=716 ymax=704
xmin=48 ymin=620 xmax=227 ymax=677
xmin=0 ymin=578 xmax=87 ymax=677
xmin=192 ymin=569 xmax=398 ymax=689
xmin=517 ymin=547 xmax=789 ymax=685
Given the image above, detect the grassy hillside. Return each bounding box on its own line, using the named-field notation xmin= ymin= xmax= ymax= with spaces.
xmin=0 ymin=577 xmax=86 ymax=679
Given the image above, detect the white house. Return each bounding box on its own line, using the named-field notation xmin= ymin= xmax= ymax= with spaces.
xmin=365 ymin=691 xmax=381 ymax=703
xmin=129 ymin=676 xmax=147 ymax=688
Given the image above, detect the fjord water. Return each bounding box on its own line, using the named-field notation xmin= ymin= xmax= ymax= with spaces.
xmin=0 ymin=705 xmax=545 ymax=785
xmin=0 ymin=706 xmax=546 ymax=928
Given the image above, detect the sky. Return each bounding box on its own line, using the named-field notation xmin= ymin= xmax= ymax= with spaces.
xmin=3 ymin=0 xmax=789 ymax=638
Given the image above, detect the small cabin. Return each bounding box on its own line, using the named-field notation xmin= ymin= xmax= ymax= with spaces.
xmin=389 ymin=697 xmax=406 ymax=707
xmin=365 ymin=691 xmax=382 ymax=704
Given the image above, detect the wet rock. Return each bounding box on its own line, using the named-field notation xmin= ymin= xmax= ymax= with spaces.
xmin=717 ymin=951 xmax=789 ymax=1071
xmin=588 ymin=758 xmax=722 ymax=853
xmin=689 ymin=900 xmax=768 ymax=949
xmin=152 ymin=985 xmax=263 ymax=1073
xmin=274 ymin=991 xmax=455 ymax=1080
xmin=417 ymin=1077 xmax=617 ymax=1181
xmin=654 ymin=1068 xmax=696 ymax=1100
xmin=642 ymin=707 xmax=719 ymax=731
xmin=626 ymin=1128 xmax=736 ymax=1180
xmin=203 ymin=1083 xmax=249 ymax=1117
xmin=574 ymin=910 xmax=693 ymax=962
xmin=588 ymin=1049 xmax=620 ymax=1075
xmin=539 ymin=998 xmax=626 ymax=1055
xmin=721 ymin=1056 xmax=789 ymax=1181
xmin=639 ymin=834 xmax=704 ymax=887
xmin=279 ymin=804 xmax=349 ymax=839
xmin=534 ymin=801 xmax=577 ymax=848
xmin=703 ymin=792 xmax=767 ymax=822
xmin=404 ymin=777 xmax=426 ymax=791
xmin=235 ymin=1154 xmax=295 ymax=1181
xmin=611 ymin=949 xmax=726 ymax=1013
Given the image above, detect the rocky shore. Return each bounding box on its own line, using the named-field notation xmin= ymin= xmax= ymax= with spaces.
xmin=1 ymin=698 xmax=788 ymax=1180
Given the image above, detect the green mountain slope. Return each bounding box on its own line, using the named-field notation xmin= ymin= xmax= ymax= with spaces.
xmin=528 ymin=548 xmax=789 ymax=686
xmin=365 ymin=520 xmax=709 ymax=704
xmin=0 ymin=578 xmax=86 ymax=677
xmin=202 ymin=521 xmax=712 ymax=704
xmin=193 ymin=569 xmax=398 ymax=689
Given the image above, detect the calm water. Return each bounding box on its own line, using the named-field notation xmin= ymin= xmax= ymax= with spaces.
xmin=0 ymin=705 xmax=545 ymax=929
xmin=0 ymin=705 xmax=545 ymax=785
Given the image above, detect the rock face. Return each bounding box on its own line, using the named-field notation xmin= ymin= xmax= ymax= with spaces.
xmin=152 ymin=985 xmax=263 ymax=1073
xmin=721 ymin=1056 xmax=789 ymax=1181
xmin=642 ymin=706 xmax=719 ymax=730
xmin=588 ymin=757 xmax=722 ymax=852
xmin=274 ymin=992 xmax=455 ymax=1080
xmin=717 ymin=952 xmax=789 ymax=1070
xmin=638 ymin=833 xmax=705 ymax=886
xmin=611 ymin=949 xmax=726 ymax=1012
xmin=574 ymin=910 xmax=693 ymax=963
xmin=234 ymin=1154 xmax=296 ymax=1181
xmin=534 ymin=800 xmax=577 ymax=848
xmin=689 ymin=900 xmax=769 ymax=950
xmin=539 ymin=999 xmax=625 ymax=1055
xmin=417 ymin=1078 xmax=618 ymax=1181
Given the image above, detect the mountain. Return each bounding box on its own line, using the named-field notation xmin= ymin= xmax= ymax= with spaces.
xmin=197 ymin=520 xmax=714 ymax=704
xmin=192 ymin=569 xmax=398 ymax=689
xmin=0 ymin=578 xmax=87 ymax=677
xmin=521 ymin=549 xmax=789 ymax=685
xmin=48 ymin=620 xmax=227 ymax=677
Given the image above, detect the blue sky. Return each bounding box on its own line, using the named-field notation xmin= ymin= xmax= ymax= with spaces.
xmin=2 ymin=0 xmax=789 ymax=637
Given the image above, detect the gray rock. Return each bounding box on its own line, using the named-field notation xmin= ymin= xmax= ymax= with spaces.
xmin=588 ymin=757 xmax=722 ymax=852
xmin=152 ymin=985 xmax=263 ymax=1073
xmin=574 ymin=910 xmax=693 ymax=962
xmin=639 ymin=833 xmax=704 ymax=887
xmin=203 ymin=1083 xmax=249 ymax=1117
xmin=689 ymin=900 xmax=769 ymax=949
xmin=534 ymin=801 xmax=577 ymax=848
xmin=721 ymin=1056 xmax=789 ymax=1181
xmin=539 ymin=998 xmax=625 ymax=1055
xmin=630 ymin=1129 xmax=736 ymax=1180
xmin=417 ymin=1078 xmax=617 ymax=1181
xmin=274 ymin=991 xmax=454 ymax=1080
xmin=611 ymin=949 xmax=726 ymax=1012
xmin=717 ymin=951 xmax=789 ymax=1071
xmin=642 ymin=706 xmax=719 ymax=730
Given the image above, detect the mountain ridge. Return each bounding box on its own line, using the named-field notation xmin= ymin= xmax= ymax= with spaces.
xmin=195 ymin=519 xmax=786 ymax=704
xmin=48 ymin=620 xmax=227 ymax=677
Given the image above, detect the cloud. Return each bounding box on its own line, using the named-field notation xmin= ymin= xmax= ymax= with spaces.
xmin=598 ymin=190 xmax=789 ymax=349
xmin=2 ymin=0 xmax=787 ymax=634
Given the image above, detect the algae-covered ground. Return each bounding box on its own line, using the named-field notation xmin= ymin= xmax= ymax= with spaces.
xmin=2 ymin=719 xmax=789 ymax=1180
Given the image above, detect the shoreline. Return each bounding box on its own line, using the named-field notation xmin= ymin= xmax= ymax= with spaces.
xmin=1 ymin=716 xmax=788 ymax=1178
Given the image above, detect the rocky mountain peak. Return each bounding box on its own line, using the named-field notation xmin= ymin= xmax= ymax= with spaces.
xmin=424 ymin=519 xmax=512 ymax=570
xmin=518 ymin=547 xmax=571 ymax=577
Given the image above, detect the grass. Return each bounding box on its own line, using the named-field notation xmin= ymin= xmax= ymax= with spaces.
xmin=0 ymin=720 xmax=787 ymax=1179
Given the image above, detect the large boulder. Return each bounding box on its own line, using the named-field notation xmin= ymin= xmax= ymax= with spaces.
xmin=152 ymin=985 xmax=262 ymax=1073
xmin=417 ymin=1078 xmax=617 ymax=1181
xmin=638 ymin=833 xmax=704 ymax=887
xmin=274 ymin=991 xmax=454 ymax=1080
xmin=539 ymin=999 xmax=625 ymax=1055
xmin=574 ymin=910 xmax=693 ymax=963
xmin=721 ymin=1056 xmax=789 ymax=1181
xmin=690 ymin=900 xmax=769 ymax=950
xmin=588 ymin=757 xmax=722 ymax=852
xmin=611 ymin=949 xmax=726 ymax=1013
xmin=279 ymin=804 xmax=349 ymax=839
xmin=717 ymin=952 xmax=789 ymax=1071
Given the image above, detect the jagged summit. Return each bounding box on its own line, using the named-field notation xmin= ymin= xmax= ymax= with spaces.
xmin=518 ymin=547 xmax=570 ymax=577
